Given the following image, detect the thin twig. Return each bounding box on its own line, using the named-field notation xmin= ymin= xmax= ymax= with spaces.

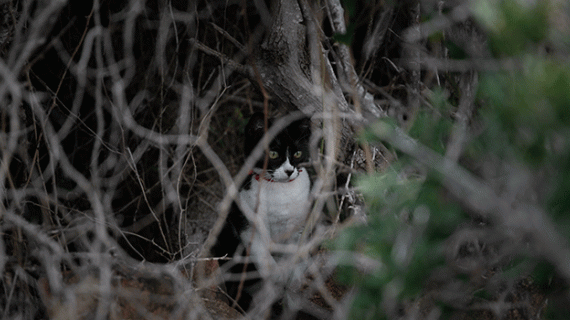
xmin=189 ymin=38 xmax=254 ymax=79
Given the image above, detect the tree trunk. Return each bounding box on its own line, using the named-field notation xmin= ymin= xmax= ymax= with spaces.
xmin=254 ymin=0 xmax=386 ymax=165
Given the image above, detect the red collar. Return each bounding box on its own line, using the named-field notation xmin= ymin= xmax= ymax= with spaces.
xmin=250 ymin=169 xmax=302 ymax=183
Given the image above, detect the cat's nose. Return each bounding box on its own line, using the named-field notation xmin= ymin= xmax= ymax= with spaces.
xmin=285 ymin=169 xmax=294 ymax=177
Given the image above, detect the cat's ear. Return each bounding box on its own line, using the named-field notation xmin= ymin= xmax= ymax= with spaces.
xmin=245 ymin=112 xmax=267 ymax=139
xmin=291 ymin=117 xmax=311 ymax=139
xmin=297 ymin=117 xmax=311 ymax=133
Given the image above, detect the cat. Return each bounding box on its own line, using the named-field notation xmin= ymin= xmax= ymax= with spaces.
xmin=211 ymin=112 xmax=312 ymax=313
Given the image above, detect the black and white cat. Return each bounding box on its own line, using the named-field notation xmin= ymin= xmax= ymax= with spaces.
xmin=212 ymin=112 xmax=312 ymax=311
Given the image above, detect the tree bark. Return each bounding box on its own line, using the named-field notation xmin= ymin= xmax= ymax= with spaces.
xmin=254 ymin=0 xmax=386 ymax=163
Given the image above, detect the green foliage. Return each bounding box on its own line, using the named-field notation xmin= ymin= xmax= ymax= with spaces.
xmin=337 ymin=99 xmax=465 ymax=319
xmin=409 ymin=92 xmax=454 ymax=154
xmin=478 ymin=57 xmax=570 ymax=165
xmin=444 ymin=39 xmax=469 ymax=60
xmin=227 ymin=108 xmax=247 ymax=135
xmin=473 ymin=0 xmax=549 ymax=56
xmin=335 ymin=0 xmax=388 ymax=46
xmin=337 ymin=117 xmax=466 ymax=318
xmin=333 ymin=25 xmax=356 ymax=46
xmin=335 ymin=0 xmax=570 ymax=317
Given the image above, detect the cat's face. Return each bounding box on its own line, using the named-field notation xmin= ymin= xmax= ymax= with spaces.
xmin=244 ymin=113 xmax=311 ymax=182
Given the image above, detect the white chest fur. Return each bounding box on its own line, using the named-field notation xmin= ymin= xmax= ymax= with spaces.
xmin=239 ymin=169 xmax=310 ymax=243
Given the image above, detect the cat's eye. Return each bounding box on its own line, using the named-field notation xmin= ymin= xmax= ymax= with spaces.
xmin=268 ymin=151 xmax=279 ymax=159
xmin=293 ymin=151 xmax=302 ymax=158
